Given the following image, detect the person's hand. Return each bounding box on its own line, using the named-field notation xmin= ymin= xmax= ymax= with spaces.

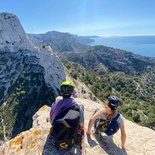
xmin=82 ymin=147 xmax=86 ymax=155
xmin=86 ymin=129 xmax=91 ymax=135
xmin=117 ymin=144 xmax=127 ymax=151
xmin=81 ymin=140 xmax=86 ymax=155
xmin=121 ymin=145 xmax=127 ymax=151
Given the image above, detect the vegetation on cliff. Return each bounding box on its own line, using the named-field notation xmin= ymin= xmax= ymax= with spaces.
xmin=63 ymin=60 xmax=155 ymax=129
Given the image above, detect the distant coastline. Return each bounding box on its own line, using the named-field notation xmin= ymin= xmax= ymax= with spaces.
xmin=89 ymin=36 xmax=155 ymax=57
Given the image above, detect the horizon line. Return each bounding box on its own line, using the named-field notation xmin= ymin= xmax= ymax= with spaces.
xmin=27 ymin=30 xmax=155 ymax=37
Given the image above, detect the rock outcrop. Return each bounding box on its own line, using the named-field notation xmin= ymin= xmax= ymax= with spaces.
xmin=0 ymin=98 xmax=155 ymax=155
xmin=0 ymin=13 xmax=32 ymax=48
xmin=0 ymin=12 xmax=65 ymax=140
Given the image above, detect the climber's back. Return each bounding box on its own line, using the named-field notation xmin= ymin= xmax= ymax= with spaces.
xmin=50 ymin=81 xmax=85 ymax=154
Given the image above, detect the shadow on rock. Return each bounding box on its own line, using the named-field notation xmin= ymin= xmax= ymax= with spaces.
xmin=42 ymin=134 xmax=55 ymax=155
xmin=86 ymin=134 xmax=98 ymax=147
xmin=94 ymin=133 xmax=128 ymax=155
xmin=42 ymin=134 xmax=82 ymax=155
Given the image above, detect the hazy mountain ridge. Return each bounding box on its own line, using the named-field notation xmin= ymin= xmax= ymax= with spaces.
xmin=28 ymin=31 xmax=93 ymax=52
xmin=61 ymin=45 xmax=155 ymax=74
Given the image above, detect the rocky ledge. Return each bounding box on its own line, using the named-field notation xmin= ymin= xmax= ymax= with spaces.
xmin=0 ymin=98 xmax=155 ymax=155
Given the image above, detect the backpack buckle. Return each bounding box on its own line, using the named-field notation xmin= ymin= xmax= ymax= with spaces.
xmin=100 ymin=120 xmax=111 ymax=126
xmin=59 ymin=142 xmax=68 ymax=149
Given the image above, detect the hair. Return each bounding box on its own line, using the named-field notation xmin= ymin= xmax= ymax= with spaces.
xmin=105 ymin=100 xmax=118 ymax=114
xmin=63 ymin=94 xmax=71 ymax=99
xmin=108 ymin=103 xmax=117 ymax=111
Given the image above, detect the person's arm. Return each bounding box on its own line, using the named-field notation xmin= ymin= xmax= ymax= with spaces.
xmin=78 ymin=122 xmax=85 ymax=155
xmin=120 ymin=124 xmax=126 ymax=151
xmin=79 ymin=105 xmax=86 ymax=154
xmin=86 ymin=111 xmax=101 ymax=135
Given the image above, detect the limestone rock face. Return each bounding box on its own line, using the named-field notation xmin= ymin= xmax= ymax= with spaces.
xmin=0 ymin=12 xmax=32 ymax=49
xmin=0 ymin=98 xmax=155 ymax=155
xmin=0 ymin=12 xmax=65 ymax=140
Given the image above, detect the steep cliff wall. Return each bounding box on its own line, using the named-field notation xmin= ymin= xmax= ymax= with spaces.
xmin=0 ymin=12 xmax=65 ymax=140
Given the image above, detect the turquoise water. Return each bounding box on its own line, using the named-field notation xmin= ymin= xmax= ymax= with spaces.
xmin=90 ymin=36 xmax=155 ymax=57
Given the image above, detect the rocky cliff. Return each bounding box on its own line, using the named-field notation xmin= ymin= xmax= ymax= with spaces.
xmin=0 ymin=98 xmax=155 ymax=155
xmin=0 ymin=12 xmax=65 ymax=140
xmin=0 ymin=13 xmax=32 ymax=48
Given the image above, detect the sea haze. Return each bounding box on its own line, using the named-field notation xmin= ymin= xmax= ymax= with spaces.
xmin=90 ymin=36 xmax=155 ymax=57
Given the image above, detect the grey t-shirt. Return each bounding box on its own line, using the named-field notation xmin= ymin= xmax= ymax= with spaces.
xmin=99 ymin=108 xmax=124 ymax=127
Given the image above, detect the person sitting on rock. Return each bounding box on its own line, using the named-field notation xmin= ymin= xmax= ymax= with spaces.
xmin=86 ymin=96 xmax=126 ymax=151
xmin=50 ymin=80 xmax=85 ymax=155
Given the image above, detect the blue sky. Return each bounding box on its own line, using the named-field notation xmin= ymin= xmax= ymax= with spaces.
xmin=0 ymin=0 xmax=155 ymax=36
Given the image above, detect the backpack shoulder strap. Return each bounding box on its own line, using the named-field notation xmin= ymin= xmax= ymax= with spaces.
xmin=112 ymin=112 xmax=120 ymax=121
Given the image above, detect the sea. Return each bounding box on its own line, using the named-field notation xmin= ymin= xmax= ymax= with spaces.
xmin=90 ymin=36 xmax=155 ymax=57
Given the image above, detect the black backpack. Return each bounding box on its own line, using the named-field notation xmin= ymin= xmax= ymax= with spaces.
xmin=51 ymin=104 xmax=80 ymax=150
xmin=94 ymin=113 xmax=120 ymax=136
